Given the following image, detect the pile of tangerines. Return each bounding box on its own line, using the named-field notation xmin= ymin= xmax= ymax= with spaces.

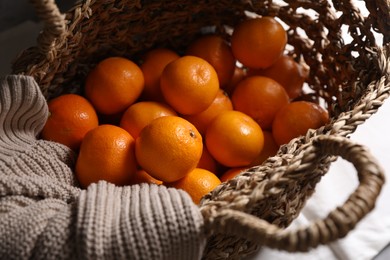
xmin=41 ymin=17 xmax=329 ymax=204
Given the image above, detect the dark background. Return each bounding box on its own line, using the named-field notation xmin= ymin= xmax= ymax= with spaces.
xmin=0 ymin=1 xmax=76 ymax=32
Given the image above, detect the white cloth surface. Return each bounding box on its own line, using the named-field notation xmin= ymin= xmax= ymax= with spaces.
xmin=1 ymin=18 xmax=389 ymax=260
xmin=248 ymin=100 xmax=390 ymax=260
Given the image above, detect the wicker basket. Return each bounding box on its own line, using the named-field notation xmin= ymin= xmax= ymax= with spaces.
xmin=12 ymin=0 xmax=389 ymax=258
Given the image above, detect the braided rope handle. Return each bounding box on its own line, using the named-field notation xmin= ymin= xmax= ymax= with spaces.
xmin=29 ymin=0 xmax=66 ymax=55
xmin=201 ymin=135 xmax=385 ymax=252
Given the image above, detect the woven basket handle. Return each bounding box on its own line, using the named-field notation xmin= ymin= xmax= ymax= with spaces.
xmin=202 ymin=135 xmax=385 ymax=252
xmin=29 ymin=0 xmax=66 ymax=55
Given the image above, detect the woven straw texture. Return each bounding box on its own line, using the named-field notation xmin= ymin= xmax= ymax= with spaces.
xmin=11 ymin=0 xmax=389 ymax=259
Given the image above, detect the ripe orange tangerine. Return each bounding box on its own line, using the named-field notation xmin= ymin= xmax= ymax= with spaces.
xmin=135 ymin=116 xmax=203 ymax=182
xmin=119 ymin=101 xmax=177 ymax=139
xmin=85 ymin=56 xmax=144 ymax=115
xmin=183 ymin=89 xmax=233 ymax=135
xmin=168 ymin=168 xmax=221 ymax=204
xmin=75 ymin=124 xmax=137 ymax=188
xmin=232 ymin=76 xmax=290 ymax=130
xmin=186 ymin=35 xmax=236 ymax=87
xmin=41 ymin=94 xmax=99 ymax=151
xmin=247 ymin=55 xmax=309 ymax=99
xmin=160 ymin=56 xmax=219 ymax=115
xmin=205 ymin=110 xmax=264 ymax=167
xmin=140 ymin=48 xmax=180 ymax=102
xmin=272 ymin=101 xmax=330 ymax=146
xmin=231 ymin=16 xmax=287 ymax=69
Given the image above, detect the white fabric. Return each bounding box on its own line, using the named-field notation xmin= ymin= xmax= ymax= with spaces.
xmin=248 ymin=99 xmax=390 ymax=260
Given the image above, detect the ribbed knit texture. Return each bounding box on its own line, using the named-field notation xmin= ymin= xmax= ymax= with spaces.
xmin=0 ymin=75 xmax=206 ymax=260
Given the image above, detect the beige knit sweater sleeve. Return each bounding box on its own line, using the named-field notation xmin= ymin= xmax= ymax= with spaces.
xmin=0 ymin=75 xmax=206 ymax=260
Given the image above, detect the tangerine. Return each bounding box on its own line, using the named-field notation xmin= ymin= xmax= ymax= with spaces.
xmin=205 ymin=110 xmax=264 ymax=167
xmin=232 ymin=76 xmax=290 ymax=130
xmin=186 ymin=35 xmax=236 ymax=87
xmin=247 ymin=55 xmax=309 ymax=99
xmin=160 ymin=56 xmax=219 ymax=115
xmin=119 ymin=101 xmax=177 ymax=139
xmin=272 ymin=101 xmax=330 ymax=145
xmin=140 ymin=48 xmax=180 ymax=102
xmin=183 ymin=89 xmax=233 ymax=135
xmin=135 ymin=116 xmax=203 ymax=182
xmin=75 ymin=124 xmax=137 ymax=188
xmin=85 ymin=57 xmax=144 ymax=115
xmin=169 ymin=168 xmax=221 ymax=204
xmin=41 ymin=94 xmax=99 ymax=151
xmin=231 ymin=16 xmax=287 ymax=69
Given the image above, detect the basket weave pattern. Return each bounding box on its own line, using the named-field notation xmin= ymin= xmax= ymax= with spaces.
xmin=12 ymin=0 xmax=389 ymax=259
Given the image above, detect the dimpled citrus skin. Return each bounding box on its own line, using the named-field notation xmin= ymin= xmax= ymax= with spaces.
xmin=232 ymin=76 xmax=290 ymax=130
xmin=85 ymin=56 xmax=144 ymax=115
xmin=75 ymin=124 xmax=138 ymax=188
xmin=135 ymin=116 xmax=203 ymax=183
xmin=168 ymin=168 xmax=221 ymax=204
xmin=272 ymin=101 xmax=330 ymax=146
xmin=41 ymin=93 xmax=99 ymax=151
xmin=186 ymin=35 xmax=236 ymax=87
xmin=183 ymin=89 xmax=233 ymax=135
xmin=231 ymin=16 xmax=287 ymax=69
xmin=160 ymin=56 xmax=220 ymax=115
xmin=247 ymin=54 xmax=309 ymax=99
xmin=205 ymin=110 xmax=264 ymax=167
xmin=140 ymin=48 xmax=180 ymax=102
xmin=119 ymin=101 xmax=177 ymax=139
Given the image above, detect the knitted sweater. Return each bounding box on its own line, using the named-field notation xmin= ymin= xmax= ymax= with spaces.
xmin=0 ymin=75 xmax=206 ymax=260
